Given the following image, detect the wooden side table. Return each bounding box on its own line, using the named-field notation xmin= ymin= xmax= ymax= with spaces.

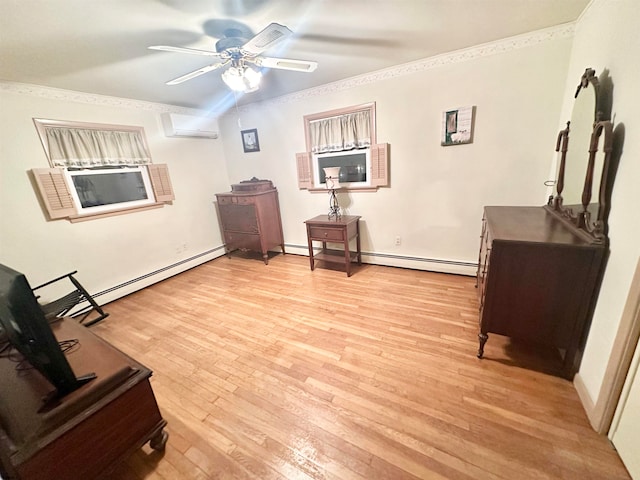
xmin=304 ymin=215 xmax=362 ymax=276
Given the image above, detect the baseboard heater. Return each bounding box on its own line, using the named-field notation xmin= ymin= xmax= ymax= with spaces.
xmin=92 ymin=246 xmax=225 ymax=300
xmin=86 ymin=243 xmax=476 ymax=306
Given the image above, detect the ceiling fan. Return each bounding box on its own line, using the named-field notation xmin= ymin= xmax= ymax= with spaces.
xmin=149 ymin=22 xmax=318 ymax=93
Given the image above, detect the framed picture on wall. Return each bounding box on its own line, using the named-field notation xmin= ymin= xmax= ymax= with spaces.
xmin=241 ymin=128 xmax=260 ymax=152
xmin=441 ymin=106 xmax=475 ymax=146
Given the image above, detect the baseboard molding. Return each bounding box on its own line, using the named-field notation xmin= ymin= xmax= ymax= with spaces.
xmin=91 ymin=246 xmax=226 ymax=306
xmin=79 ymin=244 xmax=476 ymax=314
xmin=574 ymin=373 xmax=599 ymax=430
xmin=284 ymin=244 xmax=477 ymax=276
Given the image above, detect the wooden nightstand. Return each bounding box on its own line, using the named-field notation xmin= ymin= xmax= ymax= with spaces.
xmin=304 ymin=215 xmax=362 ymax=276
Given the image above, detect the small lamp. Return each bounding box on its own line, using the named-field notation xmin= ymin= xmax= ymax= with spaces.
xmin=323 ymin=167 xmax=341 ymax=219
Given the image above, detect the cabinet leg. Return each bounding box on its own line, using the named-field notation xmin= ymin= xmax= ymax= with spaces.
xmin=150 ymin=429 xmax=168 ymax=451
xmin=262 ymin=254 xmax=269 ymax=265
xmin=477 ymin=332 xmax=488 ymax=358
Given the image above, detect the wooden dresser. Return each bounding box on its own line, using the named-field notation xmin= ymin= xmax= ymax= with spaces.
xmin=215 ymin=179 xmax=285 ymax=265
xmin=476 ymin=206 xmax=605 ymax=379
xmin=473 ymin=70 xmax=619 ymax=380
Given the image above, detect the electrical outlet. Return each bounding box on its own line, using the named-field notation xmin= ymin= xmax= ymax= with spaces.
xmin=395 ymin=235 xmax=401 ymax=246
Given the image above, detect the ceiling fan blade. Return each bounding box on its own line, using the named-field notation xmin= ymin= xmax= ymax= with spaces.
xmin=149 ymin=45 xmax=221 ymax=57
xmin=166 ymin=61 xmax=229 ymax=85
xmin=253 ymin=56 xmax=318 ymax=72
xmin=241 ymin=22 xmax=292 ymax=55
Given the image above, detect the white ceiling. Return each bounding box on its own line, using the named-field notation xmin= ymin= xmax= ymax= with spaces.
xmin=0 ymin=0 xmax=590 ymax=112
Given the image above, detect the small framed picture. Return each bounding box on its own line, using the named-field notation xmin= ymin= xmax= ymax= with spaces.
xmin=241 ymin=128 xmax=260 ymax=153
xmin=441 ymin=106 xmax=475 ymax=146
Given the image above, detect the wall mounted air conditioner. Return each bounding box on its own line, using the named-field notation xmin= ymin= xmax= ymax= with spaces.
xmin=161 ymin=113 xmax=219 ymax=138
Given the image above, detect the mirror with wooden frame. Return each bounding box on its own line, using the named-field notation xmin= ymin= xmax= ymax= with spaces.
xmin=546 ymin=68 xmax=614 ymax=243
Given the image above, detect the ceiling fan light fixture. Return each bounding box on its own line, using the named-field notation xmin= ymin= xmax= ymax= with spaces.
xmin=221 ymin=65 xmax=262 ymax=93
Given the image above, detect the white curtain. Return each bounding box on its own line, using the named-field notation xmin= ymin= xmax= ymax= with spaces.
xmin=45 ymin=127 xmax=151 ymax=167
xmin=309 ymin=110 xmax=371 ymax=153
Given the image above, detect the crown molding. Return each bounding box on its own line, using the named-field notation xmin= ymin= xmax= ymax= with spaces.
xmin=233 ymin=22 xmax=576 ymax=114
xmin=0 ymin=81 xmax=210 ymax=116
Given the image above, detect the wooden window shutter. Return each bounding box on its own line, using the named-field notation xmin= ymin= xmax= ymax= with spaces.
xmin=296 ymin=152 xmax=313 ymax=189
xmin=148 ymin=164 xmax=175 ymax=202
xmin=370 ymin=143 xmax=389 ymax=187
xmin=31 ymin=168 xmax=77 ymax=219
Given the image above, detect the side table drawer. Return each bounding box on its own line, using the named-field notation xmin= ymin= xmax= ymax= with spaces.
xmin=309 ymin=226 xmax=344 ymax=241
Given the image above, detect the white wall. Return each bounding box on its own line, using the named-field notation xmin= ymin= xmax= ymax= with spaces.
xmin=563 ymin=0 xmax=640 ymax=405
xmin=0 ymin=86 xmax=230 ymax=304
xmin=217 ymin=31 xmax=573 ymax=274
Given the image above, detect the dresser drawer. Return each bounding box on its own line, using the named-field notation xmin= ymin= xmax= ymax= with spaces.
xmin=225 ymin=232 xmax=261 ymax=251
xmin=219 ymin=204 xmax=259 ymax=233
xmin=308 ymin=226 xmax=345 ymax=242
xmin=217 ymin=195 xmax=255 ymax=206
xmin=235 ymin=196 xmax=255 ymax=205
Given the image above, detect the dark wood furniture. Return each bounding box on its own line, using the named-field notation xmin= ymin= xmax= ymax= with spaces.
xmin=476 ymin=206 xmax=605 ymax=379
xmin=305 ymin=215 xmax=361 ymax=277
xmin=476 ymin=69 xmax=619 ymax=379
xmin=0 ymin=318 xmax=167 ymax=480
xmin=215 ymin=179 xmax=285 ymax=265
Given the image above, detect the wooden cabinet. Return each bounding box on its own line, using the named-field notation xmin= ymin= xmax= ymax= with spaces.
xmin=476 ymin=206 xmax=606 ymax=379
xmin=215 ymin=180 xmax=285 ymax=265
xmin=0 ymin=318 xmax=167 ymax=480
xmin=305 ymin=215 xmax=361 ymax=276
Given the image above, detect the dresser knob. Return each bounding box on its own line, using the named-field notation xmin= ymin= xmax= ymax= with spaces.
xmin=324 ymin=232 xmax=328 ymax=237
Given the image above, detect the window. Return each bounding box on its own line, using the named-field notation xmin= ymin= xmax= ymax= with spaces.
xmin=31 ymin=119 xmax=174 ymax=222
xmin=65 ymin=166 xmax=156 ymax=214
xmin=296 ymin=103 xmax=389 ymax=191
xmin=314 ymin=150 xmax=371 ymax=188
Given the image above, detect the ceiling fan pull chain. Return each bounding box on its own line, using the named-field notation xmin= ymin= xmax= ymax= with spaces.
xmin=234 ymin=91 xmax=243 ymax=129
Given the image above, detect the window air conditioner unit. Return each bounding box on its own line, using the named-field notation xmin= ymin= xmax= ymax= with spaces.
xmin=161 ymin=113 xmax=219 ymax=139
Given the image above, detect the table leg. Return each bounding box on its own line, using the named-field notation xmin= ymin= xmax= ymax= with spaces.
xmin=306 ymin=226 xmax=315 ymax=271
xmin=356 ymin=220 xmax=361 ymax=265
xmin=344 ymin=238 xmax=351 ymax=277
xmin=150 ymin=429 xmax=168 ymax=451
xmin=477 ymin=332 xmax=489 ymax=358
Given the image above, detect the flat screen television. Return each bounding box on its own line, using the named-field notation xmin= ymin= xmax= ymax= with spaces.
xmin=0 ymin=263 xmax=95 ymax=408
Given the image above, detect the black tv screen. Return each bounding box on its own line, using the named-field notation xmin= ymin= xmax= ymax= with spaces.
xmin=71 ymin=171 xmax=148 ymax=208
xmin=0 ymin=264 xmax=95 ymax=404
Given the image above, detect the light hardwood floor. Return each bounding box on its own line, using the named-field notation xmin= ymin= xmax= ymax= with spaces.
xmin=92 ymin=253 xmax=630 ymax=480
